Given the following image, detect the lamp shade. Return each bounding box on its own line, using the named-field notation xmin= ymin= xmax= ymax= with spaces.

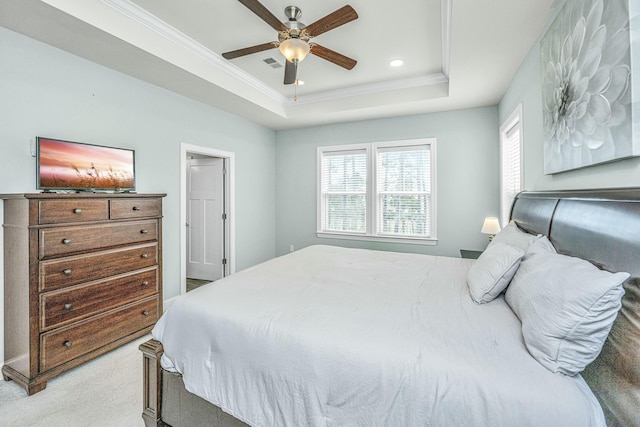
xmin=279 ymin=38 xmax=310 ymax=63
xmin=481 ymin=217 xmax=501 ymax=235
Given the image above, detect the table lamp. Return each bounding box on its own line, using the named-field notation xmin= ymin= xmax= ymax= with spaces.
xmin=481 ymin=217 xmax=501 ymax=241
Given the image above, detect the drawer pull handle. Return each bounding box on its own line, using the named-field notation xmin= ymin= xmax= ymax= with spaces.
xmin=142 ymin=311 xmax=149 ymax=316
xmin=132 ymin=206 xmax=141 ymax=211
xmin=140 ymin=229 xmax=148 ymax=234
xmin=63 ymin=341 xmax=73 ymax=348
xmin=73 ymin=208 xmax=82 ymax=214
xmin=63 ymin=269 xmax=72 ymax=276
xmin=62 ymin=239 xmax=72 ymax=245
xmin=64 ymin=303 xmax=73 ymax=310
xmin=142 ymin=281 xmax=149 ymax=286
xmin=141 ymin=254 xmax=149 ymax=259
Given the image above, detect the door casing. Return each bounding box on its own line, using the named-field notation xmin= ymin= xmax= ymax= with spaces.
xmin=180 ymin=143 xmax=235 ymax=295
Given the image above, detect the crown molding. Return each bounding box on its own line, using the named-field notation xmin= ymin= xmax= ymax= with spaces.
xmin=441 ymin=0 xmax=452 ymax=78
xmin=101 ymin=0 xmax=287 ymax=104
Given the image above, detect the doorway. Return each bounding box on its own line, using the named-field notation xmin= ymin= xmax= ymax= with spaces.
xmin=180 ymin=144 xmax=235 ymax=295
xmin=186 ymin=156 xmax=224 ymax=289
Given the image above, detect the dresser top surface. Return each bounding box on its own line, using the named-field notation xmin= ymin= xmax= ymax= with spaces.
xmin=1 ymin=193 xmax=167 ymax=200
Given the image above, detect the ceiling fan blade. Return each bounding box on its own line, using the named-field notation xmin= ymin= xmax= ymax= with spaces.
xmin=237 ymin=0 xmax=286 ymax=32
xmin=310 ymin=44 xmax=357 ymax=70
xmin=305 ymin=5 xmax=358 ymax=37
xmin=222 ymin=42 xmax=276 ymax=60
xmin=284 ymin=60 xmax=297 ymax=85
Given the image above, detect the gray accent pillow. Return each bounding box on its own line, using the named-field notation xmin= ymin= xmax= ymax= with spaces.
xmin=505 ymin=250 xmax=628 ymax=375
xmin=467 ymin=243 xmax=524 ymax=304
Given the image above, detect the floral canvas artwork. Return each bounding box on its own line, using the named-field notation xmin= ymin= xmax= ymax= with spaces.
xmin=540 ymin=0 xmax=635 ymax=174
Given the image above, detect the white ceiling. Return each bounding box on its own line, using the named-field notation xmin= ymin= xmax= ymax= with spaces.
xmin=0 ymin=0 xmax=555 ymax=130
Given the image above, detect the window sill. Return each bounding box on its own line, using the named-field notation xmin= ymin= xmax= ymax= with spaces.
xmin=316 ymin=232 xmax=438 ymax=246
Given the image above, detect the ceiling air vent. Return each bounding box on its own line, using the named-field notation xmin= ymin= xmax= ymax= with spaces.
xmin=263 ymin=57 xmax=283 ymax=69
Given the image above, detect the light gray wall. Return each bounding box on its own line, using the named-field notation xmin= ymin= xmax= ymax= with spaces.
xmin=275 ymin=107 xmax=500 ymax=257
xmin=0 ymin=27 xmax=276 ymax=361
xmin=498 ymin=1 xmax=640 ymax=190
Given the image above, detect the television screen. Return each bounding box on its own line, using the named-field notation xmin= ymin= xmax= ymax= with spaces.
xmin=37 ymin=137 xmax=135 ymax=192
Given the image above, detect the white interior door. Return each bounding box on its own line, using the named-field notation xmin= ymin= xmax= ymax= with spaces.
xmin=186 ymin=157 xmax=224 ymax=281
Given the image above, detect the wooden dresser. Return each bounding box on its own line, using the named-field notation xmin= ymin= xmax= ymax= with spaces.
xmin=1 ymin=193 xmax=165 ymax=395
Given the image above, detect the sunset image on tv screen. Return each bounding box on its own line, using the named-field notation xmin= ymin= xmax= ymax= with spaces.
xmin=38 ymin=138 xmax=135 ymax=190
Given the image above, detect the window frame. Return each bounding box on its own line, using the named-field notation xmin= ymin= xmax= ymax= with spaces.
xmin=317 ymin=138 xmax=437 ymax=245
xmin=499 ymin=104 xmax=524 ymax=226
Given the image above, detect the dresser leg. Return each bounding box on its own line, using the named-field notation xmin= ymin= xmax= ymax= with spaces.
xmin=1 ymin=365 xmax=47 ymax=395
xmin=26 ymin=380 xmax=48 ymax=395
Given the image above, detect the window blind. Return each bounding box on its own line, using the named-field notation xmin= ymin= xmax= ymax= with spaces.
xmin=376 ymin=145 xmax=431 ymax=237
xmin=501 ymin=111 xmax=522 ymax=225
xmin=320 ymin=150 xmax=367 ymax=233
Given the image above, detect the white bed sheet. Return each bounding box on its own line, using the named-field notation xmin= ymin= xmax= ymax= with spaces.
xmin=153 ymin=245 xmax=605 ymax=426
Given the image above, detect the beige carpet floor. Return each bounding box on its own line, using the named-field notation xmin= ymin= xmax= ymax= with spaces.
xmin=0 ymin=335 xmax=149 ymax=427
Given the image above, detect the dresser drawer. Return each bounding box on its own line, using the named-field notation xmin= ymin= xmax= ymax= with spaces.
xmin=40 ymin=243 xmax=158 ymax=291
xmin=38 ymin=200 xmax=109 ymax=224
xmin=40 ymin=296 xmax=158 ymax=372
xmin=41 ymin=267 xmax=158 ymax=330
xmin=39 ymin=219 xmax=157 ymax=258
xmin=110 ymin=198 xmax=162 ymax=220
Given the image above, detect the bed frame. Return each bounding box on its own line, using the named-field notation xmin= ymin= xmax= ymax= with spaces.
xmin=140 ymin=188 xmax=640 ymax=427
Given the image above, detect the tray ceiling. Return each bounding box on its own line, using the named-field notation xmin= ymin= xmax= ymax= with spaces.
xmin=0 ymin=0 xmax=555 ymax=129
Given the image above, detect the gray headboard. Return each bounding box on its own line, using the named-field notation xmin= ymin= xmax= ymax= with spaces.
xmin=510 ymin=189 xmax=640 ymax=427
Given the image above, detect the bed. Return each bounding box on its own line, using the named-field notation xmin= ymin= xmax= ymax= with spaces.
xmin=140 ymin=188 xmax=640 ymax=426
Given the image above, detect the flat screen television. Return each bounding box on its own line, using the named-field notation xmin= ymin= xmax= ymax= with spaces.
xmin=37 ymin=137 xmax=136 ymax=192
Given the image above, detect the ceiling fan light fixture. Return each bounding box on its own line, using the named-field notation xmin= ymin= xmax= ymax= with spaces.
xmin=279 ymin=38 xmax=310 ymax=63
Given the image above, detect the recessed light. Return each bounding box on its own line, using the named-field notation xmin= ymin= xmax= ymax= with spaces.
xmin=390 ymin=59 xmax=404 ymax=67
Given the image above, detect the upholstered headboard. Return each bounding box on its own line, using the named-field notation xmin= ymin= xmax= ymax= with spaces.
xmin=510 ymin=189 xmax=640 ymax=427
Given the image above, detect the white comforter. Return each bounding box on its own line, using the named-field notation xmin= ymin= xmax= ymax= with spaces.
xmin=153 ymin=245 xmax=605 ymax=426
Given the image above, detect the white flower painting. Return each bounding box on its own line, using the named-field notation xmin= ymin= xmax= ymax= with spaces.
xmin=540 ymin=0 xmax=635 ymax=174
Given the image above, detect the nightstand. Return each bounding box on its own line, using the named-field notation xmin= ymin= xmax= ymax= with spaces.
xmin=460 ymin=249 xmax=483 ymax=259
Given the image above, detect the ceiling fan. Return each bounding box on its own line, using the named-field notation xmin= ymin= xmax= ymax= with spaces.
xmin=222 ymin=0 xmax=358 ymax=85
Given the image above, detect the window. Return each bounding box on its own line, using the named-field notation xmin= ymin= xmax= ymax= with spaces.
xmin=500 ymin=105 xmax=523 ymax=225
xmin=318 ymin=139 xmax=436 ymax=244
xmin=321 ymin=148 xmax=367 ymax=234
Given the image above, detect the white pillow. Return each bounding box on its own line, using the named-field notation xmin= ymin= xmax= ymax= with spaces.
xmin=505 ymin=250 xmax=628 ymax=375
xmin=488 ymin=221 xmax=541 ymax=252
xmin=467 ymin=243 xmax=525 ymax=304
xmin=525 ymin=234 xmax=557 ymax=255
